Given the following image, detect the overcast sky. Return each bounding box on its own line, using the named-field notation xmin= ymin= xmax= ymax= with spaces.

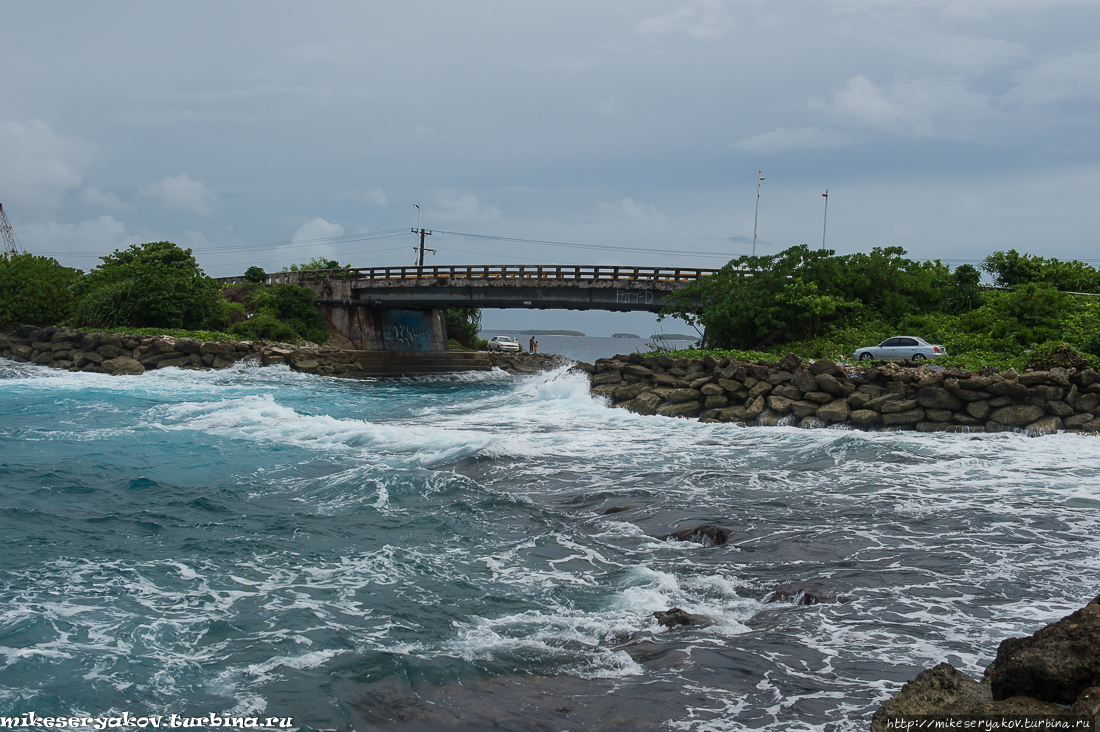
xmin=2 ymin=1 xmax=1098 ymax=335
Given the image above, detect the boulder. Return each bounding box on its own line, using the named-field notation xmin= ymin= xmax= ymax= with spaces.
xmin=765 ymin=582 xmax=837 ymax=606
xmin=815 ymin=373 xmax=848 ymax=395
xmin=985 ymin=595 xmax=1100 ymax=704
xmin=881 ymin=398 xmax=918 ymax=414
xmin=882 ymin=408 xmax=926 ymax=425
xmin=771 ymin=384 xmax=803 ymax=400
xmin=988 ymin=380 xmax=1029 ymax=398
xmin=790 ymin=400 xmax=820 ymax=418
xmin=989 ymin=404 xmax=1046 ymax=426
xmin=717 ymin=404 xmax=749 ymax=423
xmin=664 ymin=388 xmax=703 ymax=404
xmin=804 ymin=390 xmax=833 ymax=404
xmin=766 ymin=395 xmax=794 ymax=414
xmin=747 ymin=380 xmax=773 ymax=400
xmin=808 ymin=358 xmax=844 ymax=377
xmin=662 ymin=524 xmax=730 ymax=546
xmin=699 ymin=382 xmax=725 ymax=396
xmin=1065 ymin=413 xmax=1095 ymax=429
xmin=778 ymin=353 xmax=802 ymax=372
xmin=915 ymin=386 xmax=962 ymax=411
xmin=656 ymin=401 xmax=702 ymax=419
xmin=1076 ymin=393 xmax=1100 ymax=413
xmin=101 ymin=356 xmax=145 ymax=376
xmin=612 ymin=382 xmax=650 ymax=403
xmin=592 ymin=371 xmax=622 ymax=386
xmin=816 ymin=399 xmax=850 ymax=422
xmin=849 ymin=409 xmax=881 ymax=429
xmin=743 ymin=396 xmax=767 ymax=419
xmin=653 ymin=608 xmax=709 ymax=629
xmin=1046 ymin=400 xmax=1075 ymax=417
xmin=703 ymin=395 xmax=728 ymax=409
xmin=870 ymin=664 xmax=990 ymax=730
xmin=628 ymin=392 xmax=664 ymax=416
xmin=1026 ymin=416 xmax=1063 ymax=435
xmin=791 ymin=369 xmax=818 ymax=392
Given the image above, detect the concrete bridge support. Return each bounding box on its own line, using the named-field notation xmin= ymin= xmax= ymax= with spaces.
xmin=316 ymin=302 xmax=449 ymax=352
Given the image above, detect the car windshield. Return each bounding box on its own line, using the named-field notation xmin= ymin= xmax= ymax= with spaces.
xmin=498 ymin=337 xmax=514 ymax=343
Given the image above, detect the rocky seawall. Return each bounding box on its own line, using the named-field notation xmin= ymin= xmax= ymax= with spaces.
xmin=575 ymin=352 xmax=1100 ymax=435
xmin=0 ymin=326 xmax=563 ymax=378
xmin=870 ymin=594 xmax=1100 ymax=727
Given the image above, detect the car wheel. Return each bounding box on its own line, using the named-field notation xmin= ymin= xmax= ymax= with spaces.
xmin=858 ymin=352 xmax=874 ymax=361
xmin=912 ymin=353 xmax=925 ymax=361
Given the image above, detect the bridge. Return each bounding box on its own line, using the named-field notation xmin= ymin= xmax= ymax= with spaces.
xmin=215 ymin=264 xmax=717 ymax=352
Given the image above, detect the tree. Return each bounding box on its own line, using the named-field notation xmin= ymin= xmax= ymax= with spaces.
xmin=0 ymin=253 xmax=81 ymax=327
xmin=661 ymin=245 xmax=945 ymax=350
xmin=72 ymin=241 xmax=221 ymax=330
xmin=981 ymin=250 xmax=1100 ymax=292
xmin=444 ymin=308 xmax=483 ymax=348
xmin=244 ymin=266 xmax=266 ymax=283
xmin=283 ymin=257 xmax=350 ymax=272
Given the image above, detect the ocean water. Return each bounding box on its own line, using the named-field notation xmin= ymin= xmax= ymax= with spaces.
xmin=1 ymin=358 xmax=1098 ymax=731
xmin=484 ymin=334 xmax=694 ymax=363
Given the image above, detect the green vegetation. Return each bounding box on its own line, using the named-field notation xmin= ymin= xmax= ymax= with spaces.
xmin=2 ymin=241 xmax=332 ymax=345
xmin=659 ymin=245 xmax=1100 ymax=371
xmin=0 ymin=253 xmax=81 ymax=327
xmin=221 ymin=282 xmax=329 ymax=344
xmin=282 ymin=257 xmax=350 ymax=272
xmin=72 ymin=241 xmax=223 ymax=330
xmin=445 ymin=308 xmax=487 ymax=349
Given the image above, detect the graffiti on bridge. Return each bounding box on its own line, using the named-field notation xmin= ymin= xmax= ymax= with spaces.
xmin=614 ymin=290 xmax=657 ymax=305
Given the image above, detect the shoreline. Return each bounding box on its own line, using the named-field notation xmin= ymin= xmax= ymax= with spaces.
xmin=0 ymin=326 xmax=564 ymax=378
xmin=574 ymin=351 xmax=1100 ymax=436
xmin=7 ymin=325 xmax=1100 ymax=435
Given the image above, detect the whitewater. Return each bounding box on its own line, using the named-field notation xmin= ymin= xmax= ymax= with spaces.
xmin=1 ymin=358 xmax=1098 ymax=731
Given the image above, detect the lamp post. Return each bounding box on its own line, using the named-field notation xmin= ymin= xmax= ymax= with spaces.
xmin=752 ymin=171 xmax=765 ymax=257
xmin=821 ymin=189 xmax=829 ymax=250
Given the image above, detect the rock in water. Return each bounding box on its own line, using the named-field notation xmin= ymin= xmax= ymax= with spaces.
xmin=652 ymin=607 xmax=709 ymax=629
xmin=870 ymin=663 xmax=992 ymax=729
xmin=985 ymin=594 xmax=1100 ymax=704
xmin=662 ymin=524 xmax=730 ymax=546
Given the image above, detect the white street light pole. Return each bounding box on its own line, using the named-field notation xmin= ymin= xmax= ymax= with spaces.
xmin=821 ymin=189 xmax=829 ymax=250
xmin=752 ymin=171 xmax=765 ymax=257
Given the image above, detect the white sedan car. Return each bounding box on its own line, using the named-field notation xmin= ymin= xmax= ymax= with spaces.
xmin=487 ymin=336 xmax=521 ymax=353
xmin=852 ymin=336 xmax=947 ymax=361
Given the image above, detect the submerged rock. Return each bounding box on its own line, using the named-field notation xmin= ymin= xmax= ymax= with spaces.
xmin=661 ymin=524 xmax=730 ymax=547
xmin=652 ymin=607 xmax=709 ymax=629
xmin=765 ymin=582 xmax=838 ymax=606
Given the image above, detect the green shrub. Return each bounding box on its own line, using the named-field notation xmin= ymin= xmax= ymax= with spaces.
xmin=444 ymin=308 xmax=483 ymax=349
xmin=228 ymin=310 xmax=298 ymax=342
xmin=1026 ymin=342 xmax=1094 ymax=371
xmin=72 ymin=241 xmax=222 ymax=330
xmin=244 ymin=266 xmax=266 ymax=283
xmin=0 ymin=253 xmax=80 ymax=326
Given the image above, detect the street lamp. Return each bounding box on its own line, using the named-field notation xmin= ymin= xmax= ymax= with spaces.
xmin=821 ymin=189 xmax=829 ymax=250
xmin=752 ymin=171 xmax=765 ymax=257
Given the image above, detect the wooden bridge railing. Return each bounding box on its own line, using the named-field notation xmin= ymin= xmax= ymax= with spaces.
xmin=216 ymin=265 xmax=722 ymax=286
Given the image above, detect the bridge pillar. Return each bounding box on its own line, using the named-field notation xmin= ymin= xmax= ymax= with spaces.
xmin=318 ymin=301 xmax=449 ymax=352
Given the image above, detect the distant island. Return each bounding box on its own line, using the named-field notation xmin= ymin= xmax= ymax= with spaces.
xmin=612 ymin=333 xmax=640 ymax=339
xmin=482 ymin=329 xmax=586 ymax=337
xmin=649 ymin=333 xmax=698 ymax=341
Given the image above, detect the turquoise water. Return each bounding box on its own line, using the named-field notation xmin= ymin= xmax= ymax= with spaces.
xmin=2 ymin=358 xmax=1099 ymax=730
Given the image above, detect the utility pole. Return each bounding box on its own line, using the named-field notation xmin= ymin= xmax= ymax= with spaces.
xmin=752 ymin=171 xmax=765 ymax=257
xmin=0 ymin=203 xmax=22 ymax=259
xmin=821 ymin=189 xmax=829 ymax=250
xmin=411 ymin=203 xmax=435 ymax=267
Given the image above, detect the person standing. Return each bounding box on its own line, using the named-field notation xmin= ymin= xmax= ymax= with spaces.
xmin=529 ymin=336 xmax=535 ymax=353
